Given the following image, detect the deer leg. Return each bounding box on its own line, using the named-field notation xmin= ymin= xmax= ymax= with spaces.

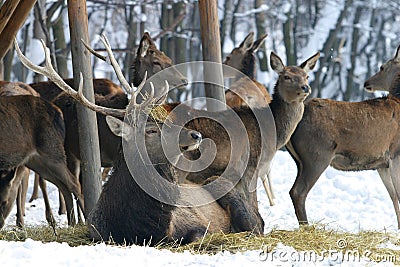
xmin=388 ymin=157 xmax=400 ymax=229
xmin=289 ymin=156 xmax=330 ymax=225
xmin=260 ymin=174 xmax=275 ymax=206
xmin=377 ymin=168 xmax=400 ymax=229
xmin=26 ymin=156 xmax=83 ymax=226
xmin=58 ymin=191 xmax=66 ymax=215
xmin=203 ymin=176 xmax=264 ymax=234
xmin=37 ymin=177 xmax=56 ymax=227
xmin=16 ymin=166 xmax=29 ymax=227
xmin=29 ymin=173 xmax=40 ymax=202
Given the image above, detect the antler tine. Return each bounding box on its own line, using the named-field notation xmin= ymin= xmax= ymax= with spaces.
xmin=14 ymin=38 xmax=126 ymax=118
xmin=99 ymin=34 xmax=132 ymax=95
xmin=81 ymin=38 xmax=107 ymax=62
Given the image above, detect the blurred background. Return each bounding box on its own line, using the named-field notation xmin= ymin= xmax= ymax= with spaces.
xmin=9 ymin=0 xmax=400 ymax=102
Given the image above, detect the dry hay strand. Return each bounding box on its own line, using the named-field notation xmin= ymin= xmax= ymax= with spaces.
xmin=1 ymin=223 xmax=399 ymax=264
xmin=0 ymin=224 xmax=93 ymax=247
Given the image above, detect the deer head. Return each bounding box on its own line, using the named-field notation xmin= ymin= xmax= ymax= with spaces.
xmin=364 ymin=44 xmax=400 ymax=94
xmin=131 ymin=32 xmax=188 ymax=90
xmin=223 ymin=32 xmax=268 ymax=78
xmin=270 ymin=51 xmax=320 ymax=103
xmin=15 ymin=36 xmax=201 ymax=179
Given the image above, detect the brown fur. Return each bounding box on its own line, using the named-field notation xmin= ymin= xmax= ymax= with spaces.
xmin=0 ymin=95 xmax=83 ymax=227
xmin=0 ymin=82 xmax=57 ymax=227
xmin=287 ymin=44 xmax=400 ymax=228
xmin=87 ymin=115 xmax=260 ymax=245
xmin=224 ymin=32 xmax=272 ymax=107
xmin=162 ymin=51 xmax=320 ymax=228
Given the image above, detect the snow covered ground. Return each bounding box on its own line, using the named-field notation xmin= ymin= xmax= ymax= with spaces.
xmin=1 ymin=151 xmax=399 ymax=266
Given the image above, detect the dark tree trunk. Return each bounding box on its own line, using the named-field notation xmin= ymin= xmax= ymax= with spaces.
xmin=67 ymin=0 xmax=102 ymax=216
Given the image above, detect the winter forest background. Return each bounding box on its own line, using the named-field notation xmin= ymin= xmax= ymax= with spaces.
xmin=7 ymin=0 xmax=400 ymax=102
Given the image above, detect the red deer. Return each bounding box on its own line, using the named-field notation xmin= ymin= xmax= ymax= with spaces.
xmin=223 ymin=32 xmax=271 ymax=107
xmin=0 ymin=166 xmax=29 ymax=228
xmin=223 ymin=32 xmax=274 ymax=205
xmin=286 ymin=44 xmax=400 ymax=229
xmin=28 ymin=32 xmax=186 ymax=215
xmin=0 ymin=94 xmax=83 ymax=227
xmin=0 ymin=82 xmax=56 ymax=227
xmin=165 ymin=51 xmax=319 ymax=222
xmin=17 ymin=38 xmax=262 ymax=245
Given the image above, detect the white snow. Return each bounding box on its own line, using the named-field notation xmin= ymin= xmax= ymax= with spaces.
xmin=2 ymin=151 xmax=399 ymax=266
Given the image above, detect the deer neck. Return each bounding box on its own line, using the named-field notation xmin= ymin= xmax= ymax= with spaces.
xmin=239 ymin=55 xmax=256 ymax=79
xmin=130 ymin=59 xmax=144 ymax=87
xmin=389 ymin=74 xmax=400 ymax=98
xmin=269 ymin=87 xmax=305 ymax=150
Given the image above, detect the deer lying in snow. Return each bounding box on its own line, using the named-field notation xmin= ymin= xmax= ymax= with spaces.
xmin=28 ymin=32 xmax=187 ymax=217
xmin=17 ymin=36 xmax=263 ymax=245
xmin=286 ymin=44 xmax=400 ymax=229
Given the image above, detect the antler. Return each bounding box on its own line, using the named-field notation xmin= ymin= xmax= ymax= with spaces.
xmin=14 ymin=38 xmax=166 ymax=119
xmin=14 ymin=38 xmax=127 ymax=118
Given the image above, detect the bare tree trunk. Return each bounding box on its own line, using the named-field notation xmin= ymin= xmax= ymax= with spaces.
xmin=125 ymin=6 xmax=137 ymax=81
xmin=344 ymin=6 xmax=362 ymax=101
xmin=220 ymin=0 xmax=233 ymax=51
xmin=67 ymin=0 xmax=102 ymax=216
xmin=52 ymin=7 xmax=69 ymax=78
xmin=33 ymin=0 xmax=46 ymax=82
xmin=254 ymin=0 xmax=268 ymax=71
xmin=199 ymin=0 xmax=226 ymax=111
xmin=283 ymin=8 xmax=296 ymax=66
xmin=0 ymin=0 xmax=37 ymax=60
xmin=311 ymin=0 xmax=352 ymax=98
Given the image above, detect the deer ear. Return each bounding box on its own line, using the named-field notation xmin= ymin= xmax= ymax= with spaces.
xmin=300 ymin=51 xmax=320 ymax=73
xmin=238 ymin=32 xmax=254 ymax=51
xmin=251 ymin=33 xmax=268 ymax=53
xmin=270 ymin=51 xmax=285 ymax=73
xmin=394 ymin=44 xmax=400 ymax=62
xmin=106 ymin=116 xmax=131 ymax=139
xmin=138 ymin=32 xmax=154 ymax=58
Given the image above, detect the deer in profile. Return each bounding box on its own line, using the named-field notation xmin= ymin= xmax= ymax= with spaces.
xmin=17 ymin=36 xmax=263 ymax=245
xmin=223 ymin=32 xmax=271 ymax=108
xmin=287 ymin=44 xmax=400 ymax=229
xmin=28 ymin=32 xmax=187 ymax=216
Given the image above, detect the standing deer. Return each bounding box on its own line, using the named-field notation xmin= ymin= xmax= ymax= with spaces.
xmin=0 ymin=82 xmax=56 ymax=227
xmin=166 ymin=51 xmax=319 ymax=221
xmin=17 ymin=37 xmax=262 ymax=245
xmin=0 ymin=94 xmax=83 ymax=227
xmin=223 ymin=32 xmax=271 ymax=107
xmin=287 ymin=44 xmax=400 ymax=229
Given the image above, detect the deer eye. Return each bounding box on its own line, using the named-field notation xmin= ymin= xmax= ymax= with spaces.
xmin=380 ymin=66 xmax=384 ymax=71
xmin=154 ymin=62 xmax=161 ymax=66
xmin=284 ymin=75 xmax=291 ymax=80
xmin=146 ymin=128 xmax=158 ymax=135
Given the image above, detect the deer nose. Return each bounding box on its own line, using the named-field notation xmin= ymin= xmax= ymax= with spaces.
xmin=301 ymin=85 xmax=310 ymax=93
xmin=190 ymin=131 xmax=202 ymax=141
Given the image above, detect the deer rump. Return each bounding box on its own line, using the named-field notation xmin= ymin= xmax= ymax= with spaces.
xmin=0 ymin=95 xmax=82 ymax=227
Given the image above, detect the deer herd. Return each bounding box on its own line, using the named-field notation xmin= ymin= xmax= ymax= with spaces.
xmin=0 ymin=30 xmax=399 ymax=246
